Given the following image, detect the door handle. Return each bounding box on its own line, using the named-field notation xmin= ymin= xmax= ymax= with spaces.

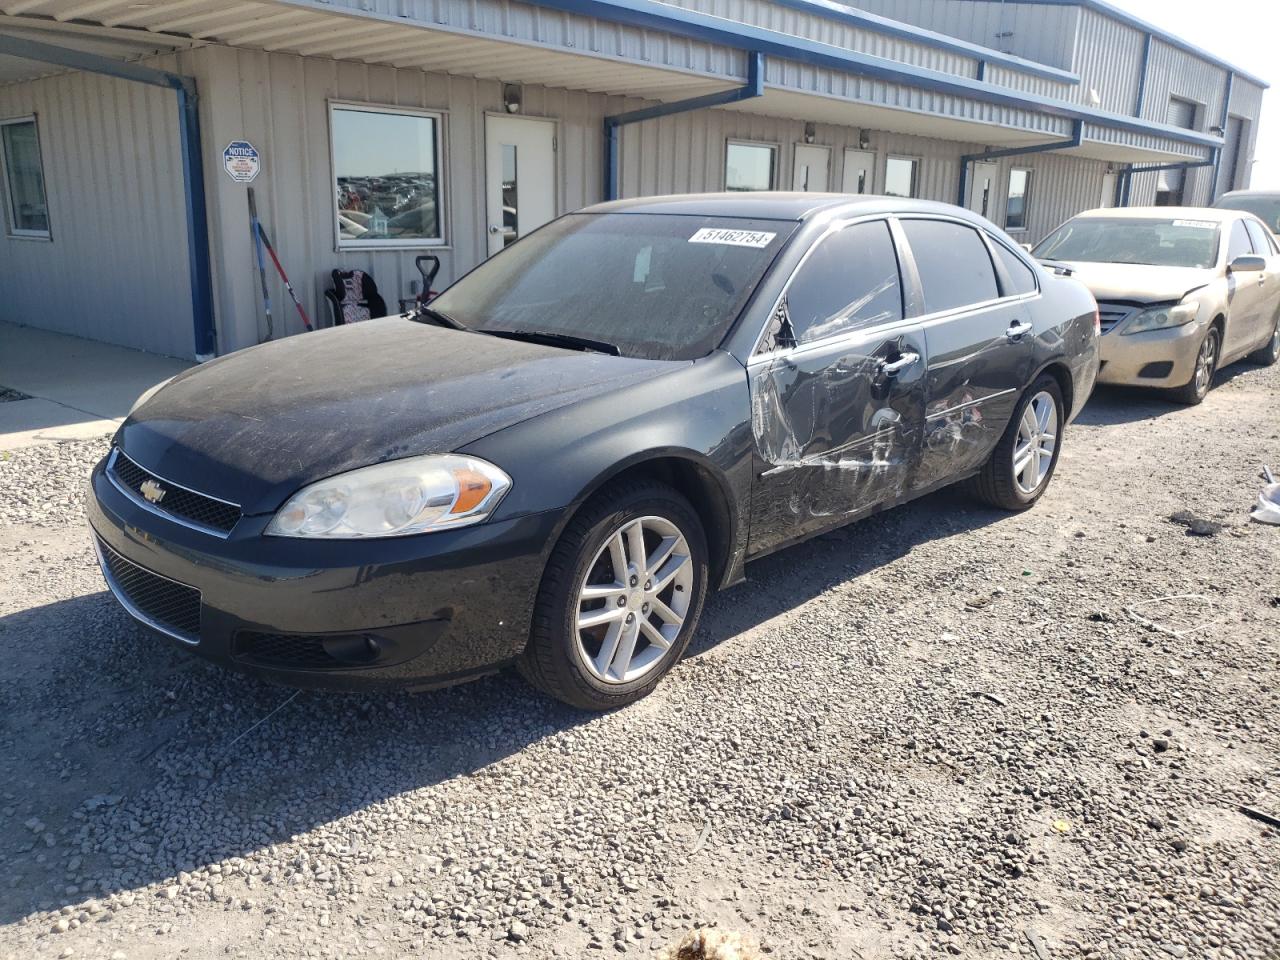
xmin=1006 ymin=320 xmax=1034 ymax=340
xmin=488 ymin=224 xmax=502 ymax=235
xmin=878 ymin=351 xmax=920 ymax=376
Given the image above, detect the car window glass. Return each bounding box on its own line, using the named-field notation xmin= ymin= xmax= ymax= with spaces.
xmin=1033 ymin=217 xmax=1219 ymax=268
xmin=901 ymin=219 xmax=999 ymax=313
xmin=1244 ymin=219 xmax=1273 ymax=256
xmin=783 ymin=220 xmax=903 ymax=344
xmin=990 ymin=240 xmax=1039 ymax=296
xmin=1227 ymin=220 xmax=1252 ymax=262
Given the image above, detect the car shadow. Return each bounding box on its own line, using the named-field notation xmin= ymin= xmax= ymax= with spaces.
xmin=0 ymin=485 xmax=1008 ymax=925
xmin=1076 ymin=360 xmax=1264 ymax=427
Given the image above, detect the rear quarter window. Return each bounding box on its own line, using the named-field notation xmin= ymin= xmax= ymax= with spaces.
xmin=990 ymin=240 xmax=1039 ymax=296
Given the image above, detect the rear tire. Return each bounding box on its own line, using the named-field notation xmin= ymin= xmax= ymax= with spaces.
xmin=1170 ymin=324 xmax=1220 ymax=405
xmin=1250 ymin=317 xmax=1280 ymax=366
xmin=968 ymin=375 xmax=1064 ymax=512
xmin=518 ymin=480 xmax=708 ymax=710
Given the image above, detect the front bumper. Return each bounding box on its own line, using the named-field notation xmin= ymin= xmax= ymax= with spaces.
xmin=1096 ymin=319 xmax=1205 ymax=388
xmin=87 ymin=454 xmax=562 ymax=691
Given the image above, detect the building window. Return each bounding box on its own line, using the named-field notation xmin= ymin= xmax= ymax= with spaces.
xmin=725 ymin=141 xmax=776 ymax=191
xmin=1005 ymin=168 xmax=1032 ymax=231
xmin=330 ymin=103 xmax=443 ymax=247
xmin=1 ymin=117 xmax=50 ymax=239
xmin=884 ymin=156 xmax=918 ymax=198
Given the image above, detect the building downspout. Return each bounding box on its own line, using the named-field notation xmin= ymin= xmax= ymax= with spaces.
xmin=1120 ymin=156 xmax=1217 ymax=206
xmin=0 ymin=35 xmax=217 ymax=359
xmin=1209 ymin=71 xmax=1235 ymax=199
xmin=956 ymin=119 xmax=1083 ymax=207
xmin=604 ymin=51 xmax=765 ymax=201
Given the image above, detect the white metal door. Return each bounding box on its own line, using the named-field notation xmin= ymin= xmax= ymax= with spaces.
xmin=966 ymin=161 xmax=999 ymax=219
xmin=1100 ymin=172 xmax=1118 ymax=207
xmin=792 ymin=144 xmax=831 ymax=192
xmin=841 ymin=149 xmax=874 ymax=194
xmin=486 ymin=115 xmax=556 ymax=256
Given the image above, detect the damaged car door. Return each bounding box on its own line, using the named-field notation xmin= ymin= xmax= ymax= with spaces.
xmin=747 ymin=218 xmax=927 ymax=552
xmin=899 ymin=217 xmax=1037 ymax=489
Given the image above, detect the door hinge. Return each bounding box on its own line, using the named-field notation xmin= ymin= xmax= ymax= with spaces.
xmin=552 ymin=136 xmax=558 ymax=151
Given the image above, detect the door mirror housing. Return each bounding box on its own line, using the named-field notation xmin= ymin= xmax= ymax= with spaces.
xmin=1229 ymin=254 xmax=1267 ymax=274
xmin=1019 ymin=243 xmax=1034 ymax=253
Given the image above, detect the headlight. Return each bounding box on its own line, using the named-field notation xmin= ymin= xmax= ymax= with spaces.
xmin=128 ymin=376 xmax=174 ymax=415
xmin=1121 ymin=302 xmax=1198 ymax=335
xmin=266 ymin=454 xmax=511 ymax=539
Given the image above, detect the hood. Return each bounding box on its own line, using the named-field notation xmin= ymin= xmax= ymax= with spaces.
xmin=1047 ymin=260 xmax=1215 ymax=304
xmin=118 ymin=318 xmax=676 ymax=514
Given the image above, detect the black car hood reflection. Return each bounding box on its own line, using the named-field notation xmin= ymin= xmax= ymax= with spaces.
xmin=118 ymin=318 xmax=677 ymax=515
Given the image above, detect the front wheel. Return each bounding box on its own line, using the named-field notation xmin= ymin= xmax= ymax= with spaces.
xmin=1250 ymin=317 xmax=1280 ymax=367
xmin=519 ymin=480 xmax=709 ymax=710
xmin=1170 ymin=324 xmax=1220 ymax=404
xmin=968 ymin=375 xmax=1064 ymax=511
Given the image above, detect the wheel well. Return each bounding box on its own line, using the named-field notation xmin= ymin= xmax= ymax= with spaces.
xmin=585 ymin=457 xmax=734 ymax=588
xmin=1212 ymin=313 xmax=1226 ymax=337
xmin=1041 ymin=361 xmax=1073 ymax=416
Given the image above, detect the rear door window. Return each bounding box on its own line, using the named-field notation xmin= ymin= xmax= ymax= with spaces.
xmin=1244 ymin=218 xmax=1277 ymax=255
xmin=989 ymin=239 xmax=1039 ymax=296
xmin=784 ymin=219 xmax=904 ymax=344
xmin=901 ymin=219 xmax=1000 ymax=313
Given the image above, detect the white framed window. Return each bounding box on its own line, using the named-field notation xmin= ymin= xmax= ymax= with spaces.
xmin=725 ymin=140 xmax=777 ymax=192
xmin=1005 ymin=168 xmax=1032 ymax=231
xmin=329 ymin=102 xmax=445 ymax=249
xmin=1 ymin=116 xmax=51 ymax=240
xmin=884 ymin=156 xmax=919 ymax=198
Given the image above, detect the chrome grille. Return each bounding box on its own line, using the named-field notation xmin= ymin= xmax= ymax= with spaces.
xmin=95 ymin=537 xmax=201 ymax=644
xmin=109 ymin=449 xmax=241 ymax=535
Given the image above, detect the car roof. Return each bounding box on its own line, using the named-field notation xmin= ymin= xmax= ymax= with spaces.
xmin=1218 ymin=190 xmax=1280 ymax=200
xmin=582 ymin=191 xmax=989 ymax=224
xmin=1069 ymin=206 xmax=1245 ymax=223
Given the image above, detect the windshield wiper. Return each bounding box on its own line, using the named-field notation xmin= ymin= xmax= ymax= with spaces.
xmin=414 ymin=306 xmax=469 ymax=331
xmin=484 ymin=329 xmax=621 ymax=355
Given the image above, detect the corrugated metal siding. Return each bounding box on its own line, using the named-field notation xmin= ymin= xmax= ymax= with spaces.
xmin=1227 ymin=79 xmax=1265 ymax=192
xmin=655 ymin=0 xmax=978 ymax=78
xmin=838 ymin=0 xmax=1078 ymax=70
xmin=0 ymin=65 xmax=193 ymax=357
xmin=1070 ymin=8 xmax=1143 ymax=115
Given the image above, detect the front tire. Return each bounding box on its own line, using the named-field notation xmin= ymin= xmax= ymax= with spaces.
xmin=519 ymin=480 xmax=709 ymax=710
xmin=1171 ymin=324 xmax=1220 ymax=404
xmin=1250 ymin=317 xmax=1280 ymax=366
xmin=968 ymin=375 xmax=1064 ymax=511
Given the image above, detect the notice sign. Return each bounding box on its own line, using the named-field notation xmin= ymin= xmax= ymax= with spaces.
xmin=688 ymin=227 xmax=776 ymax=248
xmin=223 ymin=140 xmax=261 ymax=183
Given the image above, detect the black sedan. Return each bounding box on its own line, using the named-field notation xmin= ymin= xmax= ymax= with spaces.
xmin=89 ymin=194 xmax=1099 ymax=709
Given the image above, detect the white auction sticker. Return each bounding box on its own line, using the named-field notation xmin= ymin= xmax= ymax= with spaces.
xmin=1172 ymin=219 xmax=1216 ymax=229
xmin=688 ymin=227 xmax=777 ymax=248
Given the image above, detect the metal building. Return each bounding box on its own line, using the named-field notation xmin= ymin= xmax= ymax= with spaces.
xmin=0 ymin=0 xmax=1267 ymax=359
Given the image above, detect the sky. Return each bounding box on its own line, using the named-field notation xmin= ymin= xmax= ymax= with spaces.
xmin=1109 ymin=0 xmax=1277 ymax=190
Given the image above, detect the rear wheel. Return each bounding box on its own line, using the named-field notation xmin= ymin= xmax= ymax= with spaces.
xmin=519 ymin=480 xmax=708 ymax=710
xmin=1250 ymin=317 xmax=1280 ymax=366
xmin=968 ymin=375 xmax=1064 ymax=511
xmin=1171 ymin=324 xmax=1220 ymax=405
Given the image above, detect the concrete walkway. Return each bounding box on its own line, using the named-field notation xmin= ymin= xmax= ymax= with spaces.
xmin=0 ymin=322 xmax=192 ymax=450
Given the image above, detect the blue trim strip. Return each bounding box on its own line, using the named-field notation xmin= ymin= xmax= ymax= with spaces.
xmin=943 ymin=0 xmax=1267 ymax=89
xmin=1133 ymin=32 xmax=1151 ymax=118
xmin=524 ymin=0 xmax=1224 ymax=150
xmin=760 ymin=0 xmax=1078 ymax=85
xmin=604 ymin=51 xmax=764 ymax=200
xmin=957 ymin=120 xmax=1083 ymax=205
xmin=1210 ymin=73 xmax=1235 ymax=199
xmin=0 ymin=34 xmax=217 ymax=357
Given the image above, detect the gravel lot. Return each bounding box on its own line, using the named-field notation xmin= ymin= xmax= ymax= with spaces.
xmin=2 ymin=361 xmax=1278 ymax=960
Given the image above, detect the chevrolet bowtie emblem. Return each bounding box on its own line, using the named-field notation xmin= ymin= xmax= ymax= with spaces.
xmin=139 ymin=479 xmax=167 ymax=504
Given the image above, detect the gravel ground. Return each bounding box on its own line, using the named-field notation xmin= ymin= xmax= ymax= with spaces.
xmin=1 ymin=360 xmax=1278 ymax=960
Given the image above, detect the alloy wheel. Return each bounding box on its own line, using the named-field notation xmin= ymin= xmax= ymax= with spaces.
xmin=1012 ymin=391 xmax=1058 ymax=495
xmin=574 ymin=516 xmax=693 ymax=684
xmin=1194 ymin=328 xmax=1219 ymax=395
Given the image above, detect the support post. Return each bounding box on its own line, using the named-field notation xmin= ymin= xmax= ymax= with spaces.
xmin=603 ymin=51 xmax=764 ymax=201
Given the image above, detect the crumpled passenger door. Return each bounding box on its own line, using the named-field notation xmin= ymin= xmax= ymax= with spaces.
xmin=746 ymin=324 xmax=928 ymax=555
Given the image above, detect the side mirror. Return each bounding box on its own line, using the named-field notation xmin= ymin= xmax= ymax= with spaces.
xmin=1229 ymin=254 xmax=1267 ymax=274
xmin=1020 ymin=243 xmax=1034 ymax=253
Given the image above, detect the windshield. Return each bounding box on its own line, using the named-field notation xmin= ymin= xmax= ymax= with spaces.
xmin=1033 ymin=217 xmax=1220 ymax=269
xmin=428 ymin=213 xmax=796 ymax=360
xmin=1214 ymin=195 xmax=1280 ymax=234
